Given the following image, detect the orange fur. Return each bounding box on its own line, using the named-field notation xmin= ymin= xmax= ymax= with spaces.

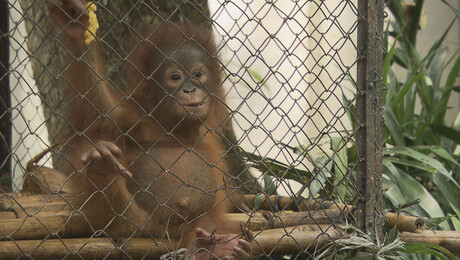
xmin=50 ymin=8 xmax=242 ymax=247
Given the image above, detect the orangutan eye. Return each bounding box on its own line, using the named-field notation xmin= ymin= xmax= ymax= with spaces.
xmin=192 ymin=71 xmax=202 ymax=79
xmin=170 ymin=73 xmax=182 ymax=82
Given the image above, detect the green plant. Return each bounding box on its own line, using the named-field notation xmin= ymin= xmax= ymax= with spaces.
xmin=382 ymin=1 xmax=460 ymax=232
xmin=241 ymin=1 xmax=460 ymax=258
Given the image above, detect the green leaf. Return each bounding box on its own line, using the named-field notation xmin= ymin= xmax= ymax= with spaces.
xmin=332 ymin=137 xmax=348 ymax=203
xmin=431 ymin=125 xmax=460 ymax=146
xmin=384 ymin=147 xmax=449 ymax=176
xmin=382 ymin=160 xmax=447 ymax=227
xmin=445 ymin=55 xmax=460 ymax=88
xmin=383 ymin=167 xmax=409 ymax=207
xmin=452 ymin=216 xmax=460 ymax=230
xmin=434 ymin=54 xmax=460 ymax=125
xmin=432 ymin=173 xmax=460 ymax=222
xmin=263 ymin=175 xmax=277 ymax=195
xmin=384 ymin=147 xmax=459 ymax=190
xmin=244 ymin=152 xmax=311 ymax=183
xmin=424 ymin=20 xmax=456 ymax=68
xmin=383 ymin=20 xmax=390 ymax=58
xmin=390 ymin=73 xmax=423 ymax=108
xmin=405 ymin=243 xmax=456 ymax=260
xmin=246 ymin=68 xmax=265 ymax=84
xmin=383 ymin=106 xmax=405 ymax=146
xmin=427 ymin=215 xmax=455 ymax=225
xmin=384 ymin=71 xmax=398 ymax=106
xmin=429 ymin=214 xmax=460 ymax=230
xmin=384 ymin=157 xmax=436 ymax=173
xmin=440 ymin=0 xmax=460 ymax=19
xmin=343 ymin=95 xmax=356 ymax=131
xmin=383 ymin=35 xmax=400 ymax=84
xmin=308 ymin=157 xmax=332 ymax=200
xmin=393 ymin=48 xmax=410 ymax=69
xmin=454 ymin=110 xmax=460 ymax=128
xmin=424 ymin=146 xmax=460 ymax=168
xmin=407 ymin=0 xmax=424 ymax=46
xmin=387 ymin=0 xmax=405 ymax=30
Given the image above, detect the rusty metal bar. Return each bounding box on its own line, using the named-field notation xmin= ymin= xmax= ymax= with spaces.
xmin=355 ymin=0 xmax=385 ymax=240
xmin=0 ymin=1 xmax=11 ymax=191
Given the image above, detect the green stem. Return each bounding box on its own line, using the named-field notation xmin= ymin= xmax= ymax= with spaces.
xmin=408 ymin=0 xmax=424 ymax=47
xmin=388 ymin=0 xmax=405 ymax=29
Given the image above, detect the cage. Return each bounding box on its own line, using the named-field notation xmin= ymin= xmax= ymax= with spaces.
xmin=2 ymin=0 xmax=456 ymax=259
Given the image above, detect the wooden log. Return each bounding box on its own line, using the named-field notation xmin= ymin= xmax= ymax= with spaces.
xmin=243 ymin=195 xmax=425 ymax=233
xmin=0 ymin=211 xmax=18 ymax=219
xmin=244 ymin=194 xmax=350 ymax=212
xmin=0 ymin=211 xmax=427 ymax=241
xmin=0 ymin=214 xmax=91 ymax=240
xmin=0 ymin=225 xmax=341 ymax=259
xmin=1 ymin=211 xmax=343 ymax=240
xmin=0 ymin=194 xmax=70 ymax=218
xmin=0 ymin=237 xmax=175 ymax=260
xmin=23 ymin=168 xmax=72 ymax=195
xmin=5 ymin=203 xmax=70 ymax=218
xmin=228 ymin=210 xmax=345 ymax=230
xmin=0 ymin=205 xmax=426 ymax=241
xmin=251 ymin=224 xmax=342 ymax=255
xmin=1 ymin=217 xmax=458 ymax=258
xmin=22 ymin=145 xmax=73 ymax=195
xmin=400 ymin=230 xmax=460 ymax=256
xmin=1 ymin=193 xmax=71 ymax=207
xmin=386 ymin=212 xmax=425 ymax=233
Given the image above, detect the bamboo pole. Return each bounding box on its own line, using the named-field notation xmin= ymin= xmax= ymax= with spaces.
xmin=1 ymin=211 xmax=343 ymax=240
xmin=0 ymin=214 xmax=91 ymax=240
xmin=0 ymin=207 xmax=69 ymax=219
xmin=243 ymin=195 xmax=425 ymax=233
xmin=4 ymin=227 xmax=458 ymax=259
xmin=251 ymin=224 xmax=342 ymax=255
xmin=1 ymin=194 xmax=70 ymax=210
xmin=243 ymin=194 xmax=350 ymax=212
xmin=228 ymin=210 xmax=345 ymax=230
xmin=1 ymin=194 xmax=69 ymax=204
xmin=386 ymin=212 xmax=425 ymax=233
xmin=0 ymin=212 xmax=457 ymax=257
xmin=400 ymin=230 xmax=460 ymax=256
xmin=0 ymin=193 xmax=72 ymax=219
xmin=0 ymin=225 xmax=341 ymax=259
xmin=0 ymin=237 xmax=176 ymax=260
xmin=1 ymin=196 xmax=425 ymax=236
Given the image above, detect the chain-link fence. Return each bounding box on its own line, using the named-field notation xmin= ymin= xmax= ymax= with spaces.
xmin=0 ymin=0 xmax=386 ymax=259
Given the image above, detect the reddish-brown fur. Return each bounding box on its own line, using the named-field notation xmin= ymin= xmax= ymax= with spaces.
xmin=48 ymin=0 xmax=250 ymax=258
xmin=76 ymin=23 xmax=240 ymax=241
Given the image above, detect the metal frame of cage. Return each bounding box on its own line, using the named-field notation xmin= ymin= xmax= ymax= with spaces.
xmin=0 ymin=0 xmax=387 ymax=258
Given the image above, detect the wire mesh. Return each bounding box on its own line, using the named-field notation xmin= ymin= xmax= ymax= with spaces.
xmin=0 ymin=0 xmax=385 ymax=259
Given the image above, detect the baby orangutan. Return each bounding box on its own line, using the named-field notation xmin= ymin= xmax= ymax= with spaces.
xmin=48 ymin=0 xmax=252 ymax=259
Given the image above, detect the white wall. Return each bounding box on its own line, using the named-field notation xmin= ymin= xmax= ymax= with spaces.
xmin=419 ymin=0 xmax=460 ymax=124
xmin=388 ymin=1 xmax=460 ymax=125
xmin=209 ymin=0 xmax=358 ymax=194
xmin=9 ymin=1 xmax=51 ymax=191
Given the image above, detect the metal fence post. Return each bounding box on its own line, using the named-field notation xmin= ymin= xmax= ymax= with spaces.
xmin=356 ymin=0 xmax=385 ymax=240
xmin=0 ymin=1 xmax=11 ymax=191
